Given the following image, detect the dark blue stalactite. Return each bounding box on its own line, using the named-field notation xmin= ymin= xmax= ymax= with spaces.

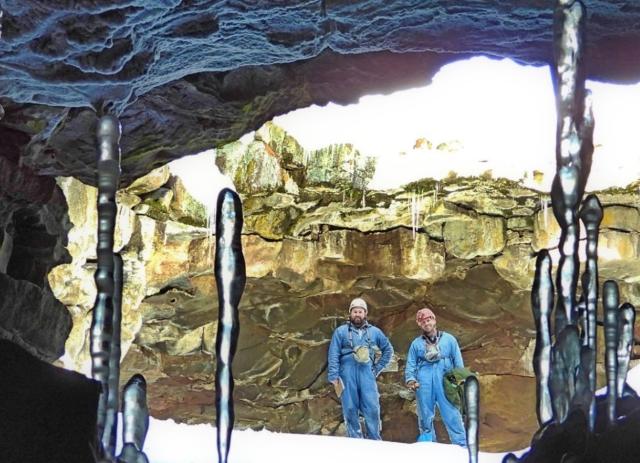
xmin=214 ymin=188 xmax=246 ymax=463
xmin=550 ymin=0 xmax=593 ymax=336
xmin=90 ymin=114 xmax=121 ymax=457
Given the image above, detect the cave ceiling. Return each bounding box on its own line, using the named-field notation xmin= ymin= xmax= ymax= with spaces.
xmin=1 ymin=1 xmax=640 ymax=185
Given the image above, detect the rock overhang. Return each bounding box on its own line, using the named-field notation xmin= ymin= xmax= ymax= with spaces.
xmin=1 ymin=1 xmax=640 ymax=186
xmin=2 ymin=1 xmax=640 ymax=109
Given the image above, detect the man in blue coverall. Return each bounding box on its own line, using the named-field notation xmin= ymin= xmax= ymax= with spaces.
xmin=327 ymin=297 xmax=394 ymax=440
xmin=405 ymin=306 xmax=467 ymax=446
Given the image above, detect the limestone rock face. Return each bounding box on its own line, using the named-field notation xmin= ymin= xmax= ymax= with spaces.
xmin=305 ymin=144 xmax=376 ymax=190
xmin=216 ymin=125 xmax=376 ymax=195
xmin=443 ymin=215 xmax=505 ymax=259
xmin=48 ymin=124 xmax=640 ymax=451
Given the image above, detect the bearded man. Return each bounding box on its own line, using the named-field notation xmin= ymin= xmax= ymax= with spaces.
xmin=327 ymin=297 xmax=394 ymax=440
xmin=405 ymin=306 xmax=466 ymax=446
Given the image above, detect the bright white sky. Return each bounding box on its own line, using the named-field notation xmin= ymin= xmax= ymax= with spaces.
xmin=170 ymin=56 xmax=640 ymax=208
xmin=119 ymin=364 xmax=640 ymax=463
xmin=274 ymin=56 xmax=640 ymax=192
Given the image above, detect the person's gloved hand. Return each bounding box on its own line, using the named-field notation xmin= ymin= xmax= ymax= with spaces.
xmin=406 ymin=380 xmax=420 ymax=391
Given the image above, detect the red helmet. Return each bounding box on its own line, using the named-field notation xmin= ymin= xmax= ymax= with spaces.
xmin=416 ymin=308 xmax=436 ymax=324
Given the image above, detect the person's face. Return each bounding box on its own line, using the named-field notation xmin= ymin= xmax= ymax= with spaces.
xmin=350 ymin=307 xmax=367 ymax=326
xmin=417 ymin=313 xmax=437 ymax=335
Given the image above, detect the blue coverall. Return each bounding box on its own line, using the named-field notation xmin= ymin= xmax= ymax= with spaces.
xmin=327 ymin=322 xmax=394 ymax=439
xmin=404 ymin=331 xmax=467 ymax=446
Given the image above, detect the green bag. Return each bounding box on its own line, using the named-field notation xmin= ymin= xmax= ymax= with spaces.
xmin=443 ymin=367 xmax=478 ymax=415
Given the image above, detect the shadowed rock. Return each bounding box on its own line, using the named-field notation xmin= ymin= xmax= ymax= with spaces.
xmin=0 ymin=339 xmax=100 ymax=463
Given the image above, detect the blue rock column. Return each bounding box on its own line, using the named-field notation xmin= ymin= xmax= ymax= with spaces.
xmin=90 ymin=115 xmax=121 ymax=458
xmin=603 ymin=280 xmax=619 ymax=427
xmin=550 ymin=0 xmax=593 ymax=335
xmin=464 ymin=376 xmax=479 ymax=463
xmin=578 ymin=194 xmax=602 ymax=430
xmin=214 ymin=188 xmax=246 ymax=463
xmin=102 ymin=253 xmax=123 ymax=455
xmin=617 ymin=303 xmax=636 ymax=397
xmin=532 ymin=250 xmax=554 ymax=426
xmin=118 ymin=374 xmax=150 ymax=463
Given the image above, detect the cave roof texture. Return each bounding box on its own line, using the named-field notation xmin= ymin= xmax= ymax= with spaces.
xmin=1 ymin=0 xmax=640 ymax=186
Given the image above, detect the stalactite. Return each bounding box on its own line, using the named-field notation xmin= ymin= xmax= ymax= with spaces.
xmin=103 ymin=253 xmax=123 ymax=455
xmin=214 ymin=188 xmax=246 ymax=463
xmin=602 ymin=280 xmax=619 ymax=427
xmin=464 ymin=375 xmax=479 ymax=463
xmin=90 ymin=115 xmax=121 ymax=455
xmin=532 ymin=250 xmax=554 ymax=426
xmin=617 ymin=302 xmax=636 ymax=397
xmin=118 ymin=374 xmax=150 ymax=463
xmin=578 ymin=194 xmax=602 ymax=430
xmin=550 ymin=0 xmax=593 ymax=335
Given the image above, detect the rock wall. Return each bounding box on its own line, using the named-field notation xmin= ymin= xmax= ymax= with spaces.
xmin=0 ymin=107 xmax=73 ymax=361
xmin=52 ymin=124 xmax=640 ymax=451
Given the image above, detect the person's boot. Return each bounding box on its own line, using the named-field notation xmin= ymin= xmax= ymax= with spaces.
xmin=417 ymin=431 xmax=433 ymax=442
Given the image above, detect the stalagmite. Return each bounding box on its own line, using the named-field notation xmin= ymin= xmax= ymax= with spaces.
xmin=574 ymin=345 xmax=594 ymax=416
xmin=578 ymin=194 xmax=602 ymax=430
xmin=531 ymin=250 xmax=554 ymax=425
xmin=617 ymin=302 xmax=636 ymax=397
xmin=118 ymin=374 xmax=150 ymax=463
xmin=549 ymin=326 xmax=580 ymax=423
xmin=464 ymin=375 xmax=479 ymax=463
xmin=90 ymin=115 xmax=121 ymax=455
xmin=602 ymin=280 xmax=619 ymax=427
xmin=103 ymin=253 xmax=123 ymax=455
xmin=214 ymin=188 xmax=246 ymax=463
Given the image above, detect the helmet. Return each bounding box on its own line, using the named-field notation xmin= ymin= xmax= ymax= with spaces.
xmin=416 ymin=307 xmax=436 ymax=324
xmin=349 ymin=298 xmax=368 ymax=314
